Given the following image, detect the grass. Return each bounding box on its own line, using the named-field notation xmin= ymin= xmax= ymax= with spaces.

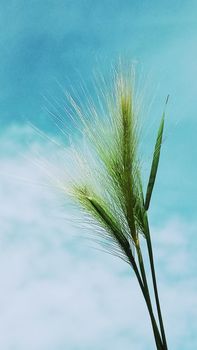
xmin=54 ymin=64 xmax=169 ymax=349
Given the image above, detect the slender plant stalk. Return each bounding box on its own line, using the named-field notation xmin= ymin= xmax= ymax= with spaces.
xmin=145 ymin=216 xmax=168 ymax=349
xmin=135 ymin=242 xmax=164 ymax=349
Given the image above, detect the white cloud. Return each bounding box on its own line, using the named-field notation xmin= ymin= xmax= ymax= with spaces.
xmin=0 ymin=124 xmax=196 ymax=349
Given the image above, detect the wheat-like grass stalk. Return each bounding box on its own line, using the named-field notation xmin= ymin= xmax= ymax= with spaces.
xmin=50 ymin=65 xmax=168 ymax=349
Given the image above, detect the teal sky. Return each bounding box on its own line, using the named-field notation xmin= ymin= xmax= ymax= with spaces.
xmin=0 ymin=1 xmax=197 ymax=349
xmin=1 ymin=0 xmax=197 ymax=221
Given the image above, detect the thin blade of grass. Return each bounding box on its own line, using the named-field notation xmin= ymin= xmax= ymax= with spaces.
xmin=144 ymin=113 xmax=165 ymax=211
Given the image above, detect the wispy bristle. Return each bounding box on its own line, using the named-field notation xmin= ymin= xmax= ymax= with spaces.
xmin=72 ymin=184 xmax=133 ymax=264
xmin=66 ymin=65 xmax=148 ymax=262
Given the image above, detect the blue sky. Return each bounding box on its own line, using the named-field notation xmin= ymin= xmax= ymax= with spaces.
xmin=0 ymin=1 xmax=197 ymax=349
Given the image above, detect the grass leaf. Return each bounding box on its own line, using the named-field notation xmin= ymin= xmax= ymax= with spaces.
xmin=144 ymin=113 xmax=165 ymax=211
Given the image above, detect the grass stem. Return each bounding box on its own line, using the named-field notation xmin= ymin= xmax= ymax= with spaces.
xmin=145 ymin=216 xmax=168 ymax=350
xmin=129 ymin=252 xmax=164 ymax=350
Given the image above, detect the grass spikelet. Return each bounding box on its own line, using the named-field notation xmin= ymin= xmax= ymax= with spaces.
xmin=72 ymin=184 xmax=133 ymax=264
xmin=70 ymin=67 xmax=145 ymax=246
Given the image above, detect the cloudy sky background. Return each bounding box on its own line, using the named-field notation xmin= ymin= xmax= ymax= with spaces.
xmin=0 ymin=1 xmax=197 ymax=349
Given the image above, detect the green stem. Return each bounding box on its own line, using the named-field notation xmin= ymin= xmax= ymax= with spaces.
xmin=145 ymin=217 xmax=168 ymax=350
xmin=135 ymin=244 xmax=164 ymax=350
xmin=129 ymin=253 xmax=164 ymax=350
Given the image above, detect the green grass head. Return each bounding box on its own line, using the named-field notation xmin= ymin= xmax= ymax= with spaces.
xmin=66 ymin=64 xmax=165 ymax=264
